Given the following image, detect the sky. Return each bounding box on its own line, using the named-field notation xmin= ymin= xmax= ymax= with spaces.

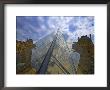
xmin=16 ymin=16 xmax=94 ymax=44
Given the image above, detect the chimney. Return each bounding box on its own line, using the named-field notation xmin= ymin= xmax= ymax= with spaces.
xmin=78 ymin=37 xmax=79 ymax=41
xmin=90 ymin=34 xmax=91 ymax=39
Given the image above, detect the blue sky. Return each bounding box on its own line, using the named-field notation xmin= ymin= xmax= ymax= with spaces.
xmin=16 ymin=16 xmax=94 ymax=43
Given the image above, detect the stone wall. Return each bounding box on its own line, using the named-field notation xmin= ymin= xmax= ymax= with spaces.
xmin=16 ymin=39 xmax=36 ymax=74
xmin=72 ymin=35 xmax=94 ymax=74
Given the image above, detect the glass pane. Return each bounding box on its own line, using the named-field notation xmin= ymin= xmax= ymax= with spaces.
xmin=31 ymin=31 xmax=55 ymax=72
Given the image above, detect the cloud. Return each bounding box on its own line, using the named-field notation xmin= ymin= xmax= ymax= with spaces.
xmin=16 ymin=16 xmax=52 ymax=41
xmin=16 ymin=16 xmax=94 ymax=44
xmin=48 ymin=16 xmax=94 ymax=42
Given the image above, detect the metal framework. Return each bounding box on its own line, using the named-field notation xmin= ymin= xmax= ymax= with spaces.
xmin=32 ymin=30 xmax=78 ymax=74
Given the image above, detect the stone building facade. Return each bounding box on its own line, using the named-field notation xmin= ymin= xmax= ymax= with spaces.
xmin=16 ymin=39 xmax=36 ymax=74
xmin=72 ymin=34 xmax=94 ymax=74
